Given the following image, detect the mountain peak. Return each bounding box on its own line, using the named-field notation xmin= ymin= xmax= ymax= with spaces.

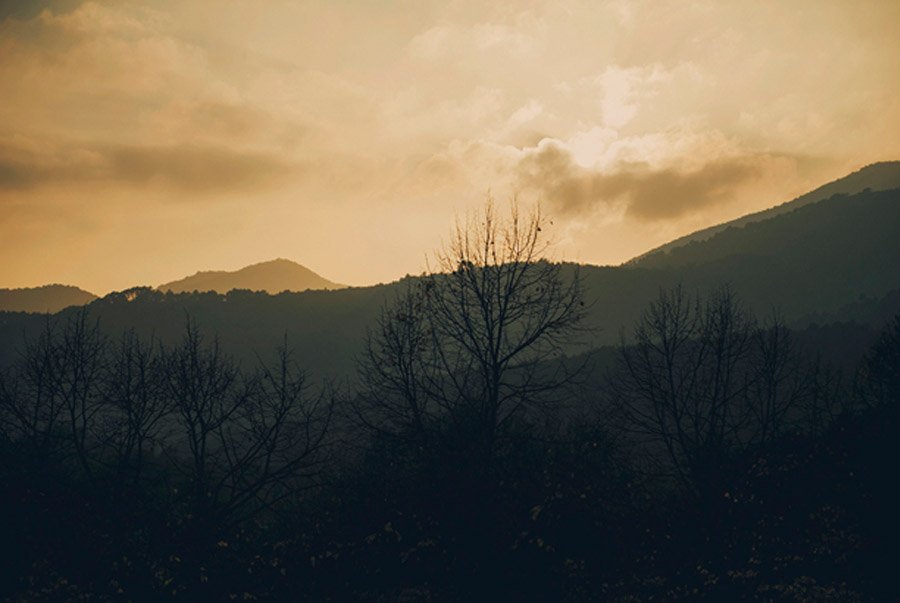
xmin=0 ymin=284 xmax=98 ymax=314
xmin=158 ymin=259 xmax=345 ymax=295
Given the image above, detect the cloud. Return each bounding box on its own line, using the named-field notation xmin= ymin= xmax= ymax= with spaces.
xmin=604 ymin=161 xmax=764 ymax=221
xmin=407 ymin=13 xmax=544 ymax=61
xmin=36 ymin=1 xmax=151 ymax=35
xmin=515 ymin=139 xmax=785 ymax=221
xmin=596 ymin=65 xmax=666 ymax=128
xmin=1 ymin=0 xmax=898 ymax=292
xmin=0 ymin=138 xmax=294 ymax=194
xmin=422 ymin=125 xmax=799 ymax=224
xmin=108 ymin=145 xmax=294 ymax=193
xmin=564 ymin=62 xmax=702 ymax=130
xmin=142 ymin=100 xmax=306 ymax=150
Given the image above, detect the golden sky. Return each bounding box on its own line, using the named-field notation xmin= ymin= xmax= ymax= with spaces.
xmin=1 ymin=0 xmax=898 ymax=293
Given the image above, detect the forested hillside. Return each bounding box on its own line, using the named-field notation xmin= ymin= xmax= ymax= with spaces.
xmin=2 ymin=187 xmax=897 ymax=383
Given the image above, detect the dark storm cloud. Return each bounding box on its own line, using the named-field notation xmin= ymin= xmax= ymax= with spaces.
xmin=516 ymin=141 xmax=766 ymax=221
xmin=0 ymin=141 xmax=294 ymax=194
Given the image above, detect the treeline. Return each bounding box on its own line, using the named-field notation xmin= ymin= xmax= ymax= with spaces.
xmin=1 ymin=203 xmax=898 ymax=600
xmin=0 ymin=299 xmax=897 ymax=601
xmin=0 ymin=312 xmax=337 ymax=598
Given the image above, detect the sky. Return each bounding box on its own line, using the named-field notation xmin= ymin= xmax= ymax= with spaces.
xmin=1 ymin=0 xmax=898 ymax=294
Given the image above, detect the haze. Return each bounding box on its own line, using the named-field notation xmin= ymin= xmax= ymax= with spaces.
xmin=1 ymin=0 xmax=898 ymax=294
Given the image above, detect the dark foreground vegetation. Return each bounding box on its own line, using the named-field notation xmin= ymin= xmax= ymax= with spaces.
xmin=2 ymin=205 xmax=898 ymax=601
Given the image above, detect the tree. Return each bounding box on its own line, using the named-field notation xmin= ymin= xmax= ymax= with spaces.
xmin=358 ymin=199 xmax=585 ymax=463
xmin=0 ymin=318 xmax=67 ymax=466
xmin=0 ymin=311 xmax=107 ymax=477
xmin=161 ymin=319 xmax=247 ymax=521
xmin=55 ymin=310 xmax=107 ymax=482
xmin=355 ymin=286 xmax=436 ymax=451
xmin=858 ymin=315 xmax=900 ymax=409
xmin=745 ymin=312 xmax=814 ymax=443
xmin=216 ymin=338 xmax=335 ymax=526
xmin=162 ymin=320 xmax=334 ymax=527
xmin=609 ymin=286 xmax=814 ymax=497
xmin=98 ymin=329 xmax=170 ymax=486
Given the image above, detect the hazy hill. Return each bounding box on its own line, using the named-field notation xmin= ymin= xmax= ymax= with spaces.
xmin=0 ymin=285 xmax=390 ymax=382
xmin=157 ymin=258 xmax=345 ymax=294
xmin=571 ymin=185 xmax=900 ymax=370
xmin=2 ymin=173 xmax=898 ymax=382
xmin=628 ymin=185 xmax=900 ymax=284
xmin=631 ymin=161 xmax=900 ymax=266
xmin=0 ymin=285 xmax=97 ymax=314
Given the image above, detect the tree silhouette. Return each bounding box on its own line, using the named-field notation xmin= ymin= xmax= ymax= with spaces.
xmin=217 ymin=338 xmax=334 ymax=526
xmin=0 ymin=318 xmax=67 ymax=467
xmin=0 ymin=311 xmax=107 ymax=476
xmin=858 ymin=315 xmax=900 ymax=408
xmin=56 ymin=310 xmax=107 ymax=482
xmin=161 ymin=320 xmax=334 ymax=527
xmin=356 ymin=285 xmax=436 ymax=451
xmin=161 ymin=319 xmax=245 ymax=522
xmin=609 ymin=286 xmax=816 ymax=497
xmin=358 ymin=199 xmax=585 ymax=464
xmin=98 ymin=329 xmax=169 ymax=485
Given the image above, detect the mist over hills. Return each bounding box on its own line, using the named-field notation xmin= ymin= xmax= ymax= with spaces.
xmin=0 ymin=259 xmax=343 ymax=314
xmin=1 ymin=164 xmax=898 ymax=381
xmin=0 ymin=285 xmax=97 ymax=314
xmin=1 ymin=166 xmax=899 ymax=601
xmin=157 ymin=258 xmax=345 ymax=294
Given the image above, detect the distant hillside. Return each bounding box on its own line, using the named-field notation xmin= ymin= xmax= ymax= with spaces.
xmin=158 ymin=259 xmax=345 ymax=294
xmin=629 ymin=185 xmax=900 ymax=280
xmin=631 ymin=161 xmax=900 ymax=266
xmin=606 ymin=186 xmax=900 ymax=317
xmin=0 ymin=285 xmax=97 ymax=314
xmin=2 ymin=179 xmax=898 ymax=382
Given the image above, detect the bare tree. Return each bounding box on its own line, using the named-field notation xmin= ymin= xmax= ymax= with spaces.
xmin=355 ymin=285 xmax=437 ymax=450
xmin=55 ymin=310 xmax=107 ymax=481
xmin=745 ymin=313 xmax=812 ymax=445
xmin=216 ymin=338 xmax=334 ymax=525
xmin=0 ymin=319 xmax=66 ymax=466
xmin=162 ymin=321 xmax=334 ymax=526
xmin=610 ymin=286 xmax=814 ymax=496
xmin=0 ymin=364 xmax=22 ymax=448
xmin=98 ymin=330 xmax=171 ymax=485
xmin=858 ymin=315 xmax=900 ymax=409
xmin=161 ymin=319 xmax=246 ymax=519
xmin=0 ymin=312 xmax=107 ymax=478
xmin=358 ymin=199 xmax=585 ymax=462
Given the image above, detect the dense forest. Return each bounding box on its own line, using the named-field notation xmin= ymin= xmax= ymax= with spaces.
xmin=1 ymin=202 xmax=898 ymax=601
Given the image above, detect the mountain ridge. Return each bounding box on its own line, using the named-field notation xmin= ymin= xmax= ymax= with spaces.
xmin=2 ymin=184 xmax=897 ymax=380
xmin=3 ymin=162 xmax=898 ymax=326
xmin=0 ymin=284 xmax=98 ymax=314
xmin=157 ymin=258 xmax=345 ymax=294
xmin=629 ymin=160 xmax=900 ymax=266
